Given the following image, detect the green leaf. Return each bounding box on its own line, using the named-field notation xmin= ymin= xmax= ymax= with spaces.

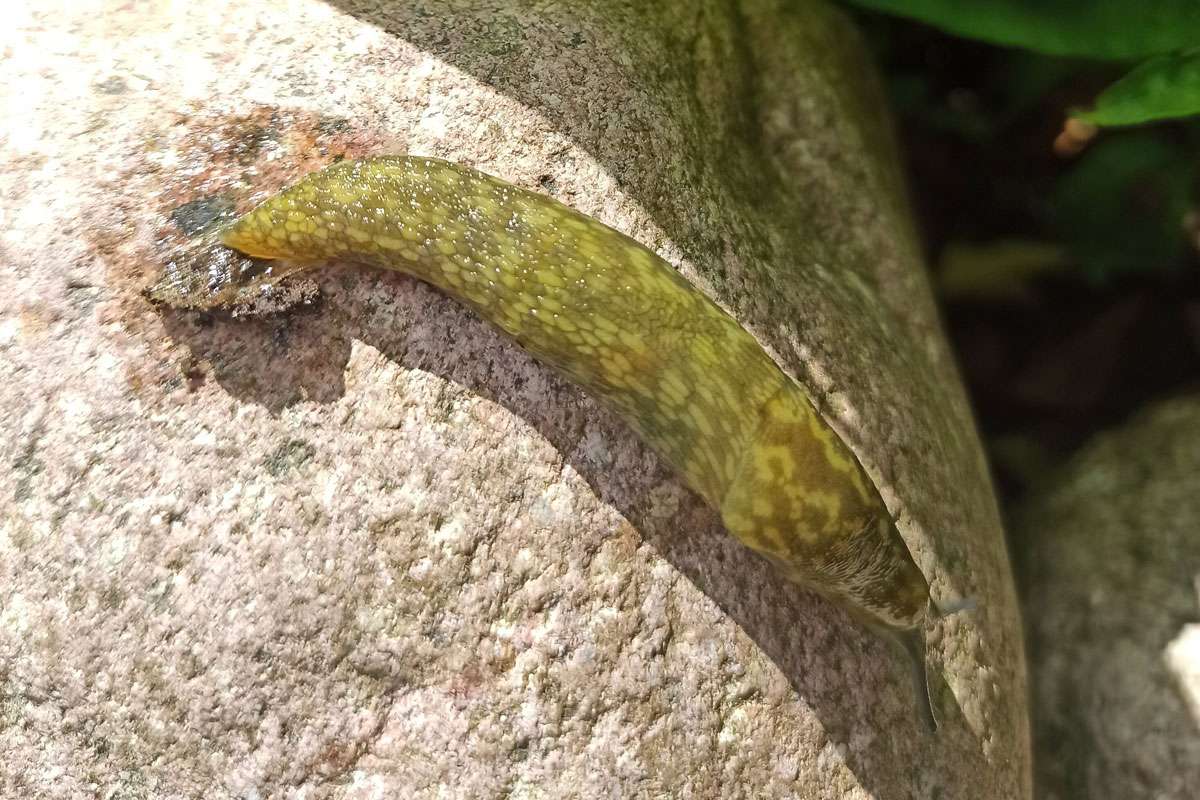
xmin=1076 ymin=49 xmax=1200 ymax=126
xmin=843 ymin=0 xmax=1200 ymax=59
xmin=937 ymin=240 xmax=1068 ymax=299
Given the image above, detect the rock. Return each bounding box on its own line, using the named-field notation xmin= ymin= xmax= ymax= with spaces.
xmin=1013 ymin=397 xmax=1200 ymax=800
xmin=0 ymin=0 xmax=1028 ymax=797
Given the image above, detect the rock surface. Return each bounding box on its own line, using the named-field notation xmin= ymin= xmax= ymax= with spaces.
xmin=1013 ymin=397 xmax=1200 ymax=800
xmin=0 ymin=1 xmax=1028 ymax=797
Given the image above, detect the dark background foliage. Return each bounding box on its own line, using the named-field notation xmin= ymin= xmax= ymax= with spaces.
xmin=851 ymin=10 xmax=1200 ymax=499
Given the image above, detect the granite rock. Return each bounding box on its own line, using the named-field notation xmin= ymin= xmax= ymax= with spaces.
xmin=1014 ymin=397 xmax=1200 ymax=800
xmin=1 ymin=1 xmax=1028 ymax=797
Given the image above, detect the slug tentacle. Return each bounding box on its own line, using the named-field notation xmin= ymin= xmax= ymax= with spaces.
xmin=890 ymin=625 xmax=938 ymax=732
xmin=219 ymin=155 xmax=938 ymax=723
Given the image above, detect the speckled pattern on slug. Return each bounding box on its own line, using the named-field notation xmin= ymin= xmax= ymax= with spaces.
xmin=221 ymin=155 xmax=930 ymax=630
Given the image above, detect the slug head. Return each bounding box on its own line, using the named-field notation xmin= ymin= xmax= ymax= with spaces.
xmin=719 ymin=388 xmax=933 ymax=629
xmin=799 ymin=515 xmax=943 ymax=731
xmin=716 ymin=386 xmax=944 ymax=727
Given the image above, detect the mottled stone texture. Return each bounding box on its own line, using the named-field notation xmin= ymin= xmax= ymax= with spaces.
xmin=1013 ymin=398 xmax=1200 ymax=800
xmin=0 ymin=1 xmax=1028 ymax=798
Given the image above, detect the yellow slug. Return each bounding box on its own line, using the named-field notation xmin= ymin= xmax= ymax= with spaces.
xmin=215 ymin=155 xmax=940 ymax=727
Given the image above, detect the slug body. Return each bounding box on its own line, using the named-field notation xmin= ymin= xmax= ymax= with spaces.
xmin=221 ymin=156 xmax=935 ymax=717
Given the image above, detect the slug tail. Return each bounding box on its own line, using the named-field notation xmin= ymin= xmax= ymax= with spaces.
xmin=220 ymin=230 xmax=269 ymax=260
xmin=220 ymin=215 xmax=297 ymax=261
xmin=219 ymin=179 xmax=340 ymax=263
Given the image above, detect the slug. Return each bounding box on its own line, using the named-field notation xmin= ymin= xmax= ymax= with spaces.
xmin=215 ymin=155 xmax=943 ymax=728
